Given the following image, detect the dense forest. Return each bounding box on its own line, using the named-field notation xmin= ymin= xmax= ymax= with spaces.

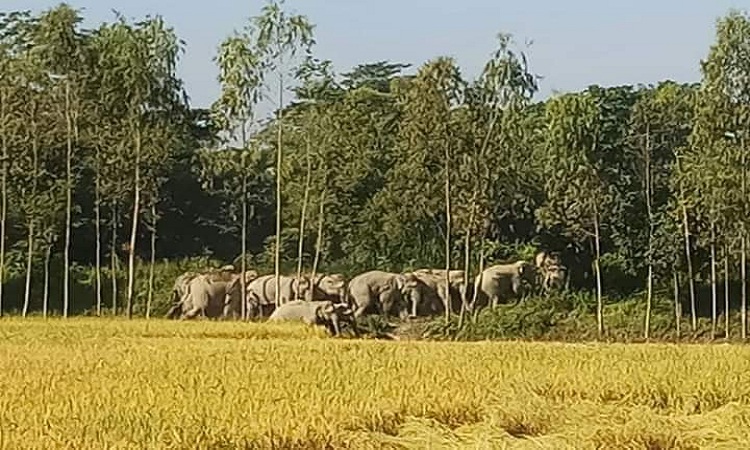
xmin=1 ymin=2 xmax=750 ymax=339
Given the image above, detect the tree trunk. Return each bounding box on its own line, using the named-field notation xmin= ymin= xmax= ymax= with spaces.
xmin=471 ymin=247 xmax=485 ymax=324
xmin=146 ymin=201 xmax=156 ymax=320
xmin=443 ymin=141 xmax=452 ymax=321
xmin=673 ymin=270 xmax=681 ymax=338
xmin=725 ymin=242 xmax=730 ymax=339
xmin=43 ymin=244 xmax=51 ymax=318
xmin=645 ymin=263 xmax=653 ymax=340
xmin=711 ymin=222 xmax=718 ymax=339
xmin=458 ymin=225 xmax=472 ymax=329
xmin=241 ymin=173 xmax=248 ymax=320
xmin=95 ymin=149 xmax=102 ymax=317
xmin=644 ymin=125 xmax=653 ymax=340
xmin=126 ymin=127 xmax=141 ymax=319
xmin=681 ymin=202 xmax=696 ymax=332
xmin=311 ymin=187 xmax=326 ymax=282
xmin=296 ymin=138 xmax=312 ymax=299
xmin=23 ymin=118 xmax=40 ymax=318
xmin=111 ymin=201 xmax=118 ymax=316
xmin=743 ymin=232 xmax=747 ymax=340
xmin=0 ymin=89 xmax=7 ymax=318
xmin=742 ymin=134 xmax=747 ymax=340
xmin=594 ymin=211 xmax=604 ymax=337
xmin=274 ymin=72 xmax=284 ymax=307
xmin=63 ymin=80 xmax=73 ymax=319
xmin=22 ymin=221 xmax=33 ymax=317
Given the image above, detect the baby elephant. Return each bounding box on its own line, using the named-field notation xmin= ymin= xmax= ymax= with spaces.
xmin=268 ymin=300 xmax=357 ymax=336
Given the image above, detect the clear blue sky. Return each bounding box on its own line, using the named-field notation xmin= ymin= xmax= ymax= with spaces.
xmin=6 ymin=0 xmax=747 ymax=108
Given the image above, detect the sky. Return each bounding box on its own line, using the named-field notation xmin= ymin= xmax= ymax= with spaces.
xmin=5 ymin=0 xmax=749 ymax=109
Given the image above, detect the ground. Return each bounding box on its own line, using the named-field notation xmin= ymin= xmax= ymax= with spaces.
xmin=1 ymin=318 xmax=749 ymax=449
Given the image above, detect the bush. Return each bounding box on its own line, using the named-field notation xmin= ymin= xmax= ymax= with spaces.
xmin=423 ymin=292 xmax=724 ymax=343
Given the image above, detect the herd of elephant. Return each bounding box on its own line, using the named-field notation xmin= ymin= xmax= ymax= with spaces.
xmin=165 ymin=251 xmax=569 ymax=335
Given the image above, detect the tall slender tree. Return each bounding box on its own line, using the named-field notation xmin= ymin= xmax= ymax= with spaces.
xmin=249 ymin=0 xmax=314 ymax=306
xmin=212 ymin=32 xmax=263 ymax=317
xmin=689 ymin=10 xmax=750 ymax=338
xmin=538 ymin=92 xmax=608 ymax=336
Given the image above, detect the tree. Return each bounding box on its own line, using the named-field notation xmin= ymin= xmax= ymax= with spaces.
xmin=538 ymin=92 xmax=609 ymax=336
xmin=247 ymin=0 xmax=315 ymax=305
xmin=32 ymin=4 xmax=88 ymax=318
xmin=92 ymin=14 xmax=185 ymax=318
xmin=455 ymin=33 xmax=538 ymax=320
xmin=383 ymin=56 xmax=465 ymax=317
xmin=212 ymin=30 xmax=264 ymax=316
xmin=689 ymin=10 xmax=750 ymax=338
xmin=0 ymin=10 xmax=33 ymax=316
xmin=629 ymin=82 xmax=696 ymax=338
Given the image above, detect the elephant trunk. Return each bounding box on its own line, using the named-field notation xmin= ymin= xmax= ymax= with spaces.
xmin=330 ymin=314 xmax=341 ymax=336
xmin=410 ymin=289 xmax=421 ymax=318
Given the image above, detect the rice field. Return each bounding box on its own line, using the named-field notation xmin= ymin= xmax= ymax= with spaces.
xmin=1 ymin=319 xmax=749 ymax=449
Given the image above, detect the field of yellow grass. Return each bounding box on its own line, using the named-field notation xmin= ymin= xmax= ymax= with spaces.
xmin=1 ymin=319 xmax=750 ymax=449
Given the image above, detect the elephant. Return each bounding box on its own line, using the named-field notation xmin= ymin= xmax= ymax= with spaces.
xmin=534 ymin=251 xmax=568 ymax=292
xmin=165 ymin=266 xmax=236 ymax=319
xmin=268 ymin=300 xmax=357 ymax=336
xmin=473 ymin=261 xmax=536 ymax=309
xmin=170 ymin=271 xmax=241 ymax=319
xmin=245 ymin=274 xmax=312 ymax=318
xmin=347 ymin=270 xmax=433 ymax=319
xmin=222 ymin=270 xmax=261 ymax=319
xmin=414 ymin=268 xmax=469 ymax=312
xmin=308 ymin=273 xmax=348 ymax=302
xmin=167 ymin=271 xmax=199 ymax=317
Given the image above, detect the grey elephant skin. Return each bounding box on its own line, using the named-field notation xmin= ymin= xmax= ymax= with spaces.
xmin=534 ymin=251 xmax=568 ymax=292
xmin=169 ymin=271 xmax=199 ymax=309
xmin=221 ymin=270 xmax=260 ymax=318
xmin=307 ymin=273 xmax=347 ymax=302
xmin=348 ymin=270 xmax=429 ymax=319
xmin=166 ymin=267 xmax=236 ymax=319
xmin=167 ymin=271 xmax=240 ymax=319
xmin=414 ymin=268 xmax=468 ymax=313
xmin=474 ymin=261 xmax=536 ymax=309
xmin=268 ymin=300 xmax=356 ymax=336
xmin=245 ymin=274 xmax=311 ymax=318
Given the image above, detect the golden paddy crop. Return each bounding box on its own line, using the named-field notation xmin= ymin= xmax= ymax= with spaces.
xmin=1 ymin=319 xmax=749 ymax=449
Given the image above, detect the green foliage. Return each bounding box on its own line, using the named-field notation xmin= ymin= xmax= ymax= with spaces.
xmin=2 ymin=2 xmax=750 ymax=346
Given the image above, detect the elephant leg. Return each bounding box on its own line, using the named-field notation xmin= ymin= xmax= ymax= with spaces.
xmin=181 ymin=306 xmax=202 ymax=320
xmin=349 ymin=293 xmax=369 ymax=319
xmin=332 ymin=316 xmax=341 ymax=336
xmin=491 ymin=295 xmax=499 ymax=308
xmin=379 ymin=292 xmax=394 ymax=319
xmin=349 ymin=318 xmax=360 ymax=337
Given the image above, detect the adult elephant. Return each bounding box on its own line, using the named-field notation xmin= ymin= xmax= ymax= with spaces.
xmin=414 ymin=268 xmax=468 ymax=312
xmin=245 ymin=274 xmax=311 ymax=318
xmin=170 ymin=271 xmax=240 ymax=319
xmin=308 ymin=273 xmax=348 ymax=302
xmin=222 ymin=270 xmax=261 ymax=319
xmin=165 ymin=266 xmax=236 ymax=319
xmin=534 ymin=251 xmax=568 ymax=293
xmin=348 ymin=270 xmax=436 ymax=319
xmin=166 ymin=265 xmax=234 ymax=319
xmin=473 ymin=261 xmax=536 ymax=310
xmin=268 ymin=300 xmax=357 ymax=336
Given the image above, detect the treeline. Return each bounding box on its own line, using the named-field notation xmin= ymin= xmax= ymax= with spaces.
xmin=2 ymin=3 xmax=750 ymax=337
